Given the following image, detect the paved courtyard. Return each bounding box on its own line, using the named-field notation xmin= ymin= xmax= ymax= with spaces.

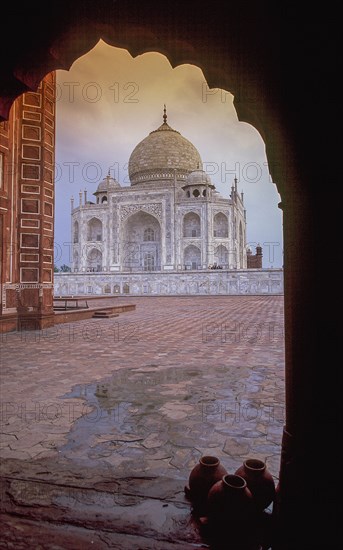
xmin=0 ymin=295 xmax=285 ymax=549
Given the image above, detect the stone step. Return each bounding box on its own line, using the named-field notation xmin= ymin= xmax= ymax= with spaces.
xmin=92 ymin=310 xmax=119 ymax=318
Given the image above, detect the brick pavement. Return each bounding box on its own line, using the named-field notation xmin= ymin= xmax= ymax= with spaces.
xmin=0 ymin=295 xmax=285 ymax=548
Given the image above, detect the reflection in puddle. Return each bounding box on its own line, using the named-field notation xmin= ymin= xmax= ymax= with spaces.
xmin=59 ymin=363 xmax=282 ymax=479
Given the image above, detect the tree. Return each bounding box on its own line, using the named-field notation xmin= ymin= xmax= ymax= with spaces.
xmin=60 ymin=264 xmax=71 ymax=272
xmin=54 ymin=264 xmax=60 ymax=272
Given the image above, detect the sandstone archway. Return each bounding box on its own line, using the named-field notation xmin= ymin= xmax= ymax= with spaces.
xmin=0 ymin=4 xmax=336 ymax=547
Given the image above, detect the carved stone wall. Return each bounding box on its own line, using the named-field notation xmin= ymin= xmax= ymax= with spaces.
xmin=54 ymin=269 xmax=283 ymax=296
xmin=0 ymin=74 xmax=56 ymax=331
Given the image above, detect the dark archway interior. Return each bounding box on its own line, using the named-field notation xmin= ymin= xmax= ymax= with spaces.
xmin=0 ymin=2 xmax=337 ymax=547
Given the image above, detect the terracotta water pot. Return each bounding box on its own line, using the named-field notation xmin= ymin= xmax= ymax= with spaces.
xmin=185 ymin=455 xmax=228 ymax=515
xmin=207 ymin=474 xmax=256 ymax=529
xmin=235 ymin=458 xmax=275 ymax=511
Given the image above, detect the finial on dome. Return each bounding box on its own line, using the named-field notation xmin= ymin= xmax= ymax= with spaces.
xmin=163 ymin=104 xmax=167 ymax=123
xmin=107 ymin=168 xmax=111 ymax=178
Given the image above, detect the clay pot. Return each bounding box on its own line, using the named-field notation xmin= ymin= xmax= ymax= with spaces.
xmin=185 ymin=456 xmax=228 ymax=515
xmin=207 ymin=474 xmax=256 ymax=529
xmin=235 ymin=458 xmax=275 ymax=511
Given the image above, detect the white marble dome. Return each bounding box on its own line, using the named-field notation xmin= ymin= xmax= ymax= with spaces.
xmin=185 ymin=169 xmax=212 ymax=186
xmin=95 ymin=174 xmax=120 ymax=193
xmin=128 ymin=113 xmax=202 ymax=186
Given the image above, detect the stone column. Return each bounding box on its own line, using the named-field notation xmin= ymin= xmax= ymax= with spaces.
xmin=0 ymin=115 xmax=16 ymax=332
xmin=175 ymin=208 xmax=181 ymax=268
xmin=1 ymin=74 xmax=56 ymax=330
xmin=160 ymin=201 xmax=166 ymax=269
xmin=70 ymin=197 xmax=74 ymax=271
xmin=79 ymin=203 xmax=86 ymax=272
xmin=276 ymin=188 xmax=333 ymax=547
xmin=107 ymin=198 xmax=112 ymax=270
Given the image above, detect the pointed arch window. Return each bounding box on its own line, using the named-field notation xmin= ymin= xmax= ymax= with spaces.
xmin=144 ymin=227 xmax=155 ymax=241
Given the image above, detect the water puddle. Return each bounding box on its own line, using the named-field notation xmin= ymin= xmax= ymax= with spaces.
xmin=58 ymin=363 xmax=280 ymax=477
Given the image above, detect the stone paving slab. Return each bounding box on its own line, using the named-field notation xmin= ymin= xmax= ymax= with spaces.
xmin=0 ymin=515 xmax=202 ymax=550
xmin=0 ymin=296 xmax=284 ymax=548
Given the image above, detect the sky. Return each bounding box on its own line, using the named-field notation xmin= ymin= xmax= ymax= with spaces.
xmin=55 ymin=40 xmax=283 ymax=268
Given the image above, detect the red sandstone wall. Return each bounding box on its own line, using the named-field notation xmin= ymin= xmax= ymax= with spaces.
xmin=0 ymin=74 xmax=56 ymax=332
xmin=247 ymin=252 xmax=262 ymax=269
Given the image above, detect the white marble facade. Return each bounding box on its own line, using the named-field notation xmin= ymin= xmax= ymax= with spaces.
xmin=70 ymin=110 xmax=247 ymax=274
xmin=55 ymin=269 xmax=284 ymax=296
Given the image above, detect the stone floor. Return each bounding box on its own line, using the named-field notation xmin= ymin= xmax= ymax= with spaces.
xmin=0 ymin=295 xmax=285 ymax=549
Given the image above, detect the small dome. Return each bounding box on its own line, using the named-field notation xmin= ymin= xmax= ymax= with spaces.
xmin=128 ymin=108 xmax=202 ymax=186
xmin=185 ymin=169 xmax=212 ymax=186
xmin=95 ymin=174 xmax=120 ymax=193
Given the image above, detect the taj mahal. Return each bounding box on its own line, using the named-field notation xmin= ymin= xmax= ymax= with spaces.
xmin=55 ymin=108 xmax=283 ymax=296
xmin=71 ymin=107 xmax=247 ymax=272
